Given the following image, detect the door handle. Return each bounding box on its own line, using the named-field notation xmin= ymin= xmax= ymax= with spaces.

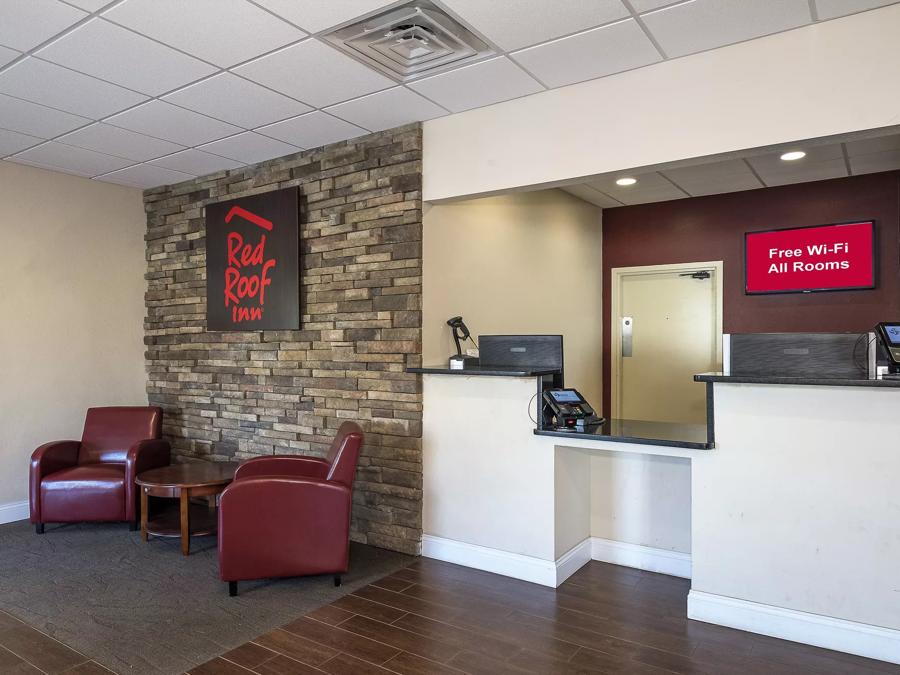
xmin=622 ymin=316 xmax=633 ymax=357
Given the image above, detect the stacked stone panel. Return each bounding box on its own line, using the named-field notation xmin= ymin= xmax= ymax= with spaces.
xmin=143 ymin=124 xmax=423 ymax=555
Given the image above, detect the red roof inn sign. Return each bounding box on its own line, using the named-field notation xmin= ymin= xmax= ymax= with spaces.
xmin=206 ymin=188 xmax=300 ymax=330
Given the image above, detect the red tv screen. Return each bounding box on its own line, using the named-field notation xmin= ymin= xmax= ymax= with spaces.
xmin=745 ymin=221 xmax=876 ymax=295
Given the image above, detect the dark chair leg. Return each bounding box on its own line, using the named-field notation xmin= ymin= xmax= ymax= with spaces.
xmin=228 ymin=581 xmax=238 ymax=597
xmin=334 ymin=575 xmax=342 ymax=587
xmin=35 ymin=524 xmax=44 ymax=535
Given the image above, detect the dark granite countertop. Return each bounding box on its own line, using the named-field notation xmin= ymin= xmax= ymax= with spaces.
xmin=407 ymin=365 xmax=561 ymax=377
xmin=535 ymin=418 xmax=713 ymax=450
xmin=695 ymin=372 xmax=900 ymax=388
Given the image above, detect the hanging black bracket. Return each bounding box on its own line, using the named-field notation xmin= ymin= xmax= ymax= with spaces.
xmin=680 ymin=271 xmax=711 ymax=280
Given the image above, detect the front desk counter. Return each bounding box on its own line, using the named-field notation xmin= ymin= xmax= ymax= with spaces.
xmin=409 ymin=365 xmax=900 ymax=665
xmin=409 ymin=365 xmax=714 ymax=450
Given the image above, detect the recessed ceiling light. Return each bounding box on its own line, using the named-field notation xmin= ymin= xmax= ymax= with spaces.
xmin=616 ymin=177 xmax=637 ymax=186
xmin=780 ymin=150 xmax=806 ymax=161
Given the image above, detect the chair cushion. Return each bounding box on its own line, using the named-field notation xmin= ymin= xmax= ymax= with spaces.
xmin=41 ymin=464 xmax=127 ymax=522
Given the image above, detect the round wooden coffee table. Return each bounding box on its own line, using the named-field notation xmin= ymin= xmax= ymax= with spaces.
xmin=136 ymin=462 xmax=237 ymax=556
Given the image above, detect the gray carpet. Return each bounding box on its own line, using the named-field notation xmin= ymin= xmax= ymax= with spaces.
xmin=0 ymin=519 xmax=413 ymax=675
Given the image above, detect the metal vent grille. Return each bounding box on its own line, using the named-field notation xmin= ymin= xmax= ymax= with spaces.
xmin=322 ymin=1 xmax=495 ymax=82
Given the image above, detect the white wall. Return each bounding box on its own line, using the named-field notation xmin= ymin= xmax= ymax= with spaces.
xmin=423 ymin=189 xmax=603 ymax=405
xmin=423 ymin=5 xmax=900 ymax=201
xmin=590 ymin=452 xmax=691 ymax=553
xmin=0 ymin=162 xmax=148 ymax=515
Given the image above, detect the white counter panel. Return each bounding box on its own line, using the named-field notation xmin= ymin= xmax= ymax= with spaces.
xmin=692 ymin=383 xmax=900 ymax=632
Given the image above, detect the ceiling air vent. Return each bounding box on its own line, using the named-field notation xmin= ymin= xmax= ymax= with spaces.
xmin=322 ymin=1 xmax=496 ymax=82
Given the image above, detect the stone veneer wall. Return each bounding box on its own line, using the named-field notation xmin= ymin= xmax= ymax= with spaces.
xmin=143 ymin=124 xmax=423 ymax=555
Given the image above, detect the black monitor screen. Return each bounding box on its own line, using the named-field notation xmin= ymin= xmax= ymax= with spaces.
xmin=884 ymin=324 xmax=900 ymax=345
xmin=550 ymin=389 xmax=582 ymax=403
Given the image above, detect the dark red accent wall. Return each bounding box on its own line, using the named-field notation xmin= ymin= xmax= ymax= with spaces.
xmin=601 ymin=170 xmax=900 ymax=411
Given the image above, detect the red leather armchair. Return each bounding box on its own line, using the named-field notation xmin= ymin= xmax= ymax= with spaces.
xmin=30 ymin=407 xmax=170 ymax=533
xmin=218 ymin=421 xmax=363 ymax=596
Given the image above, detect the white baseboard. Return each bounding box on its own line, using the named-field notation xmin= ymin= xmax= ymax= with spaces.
xmin=422 ymin=534 xmax=558 ymax=586
xmin=591 ymin=537 xmax=692 ymax=579
xmin=422 ymin=534 xmax=691 ymax=587
xmin=0 ymin=500 xmax=29 ymax=525
xmin=555 ymin=538 xmax=592 ymax=586
xmin=688 ymin=590 xmax=900 ymax=666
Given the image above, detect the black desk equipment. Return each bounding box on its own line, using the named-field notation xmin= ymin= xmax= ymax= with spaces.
xmin=542 ymin=388 xmax=605 ymax=431
xmin=875 ymin=322 xmax=900 ymax=375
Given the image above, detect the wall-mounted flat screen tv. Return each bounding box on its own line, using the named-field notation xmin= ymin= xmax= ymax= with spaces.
xmin=744 ymin=220 xmax=875 ymax=295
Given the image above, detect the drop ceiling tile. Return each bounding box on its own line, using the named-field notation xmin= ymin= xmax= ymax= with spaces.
xmin=65 ymin=0 xmax=115 ymax=10
xmin=0 ymin=46 xmax=20 ymax=68
xmin=0 ymin=93 xmax=90 ymax=137
xmin=562 ymin=184 xmax=623 ymax=208
xmin=662 ymin=158 xmax=750 ymax=181
xmin=630 ymin=0 xmax=683 ymax=12
xmin=849 ymin=149 xmax=900 ymax=175
xmin=105 ymin=100 xmax=243 ymax=146
xmin=326 ymin=87 xmax=446 ymax=132
xmin=198 ymin=131 xmax=300 ymax=164
xmin=641 ymin=0 xmax=811 ymax=59
xmin=760 ymin=158 xmax=849 ymax=185
xmin=11 ymin=141 xmax=134 ymax=176
xmin=613 ymin=185 xmax=688 ymax=205
xmin=0 ymin=58 xmax=147 ymax=119
xmin=586 ymin=171 xmax=687 ymax=204
xmin=815 ymin=0 xmax=899 ymax=20
xmin=442 ymin=0 xmax=629 ymax=51
xmin=512 ymin=19 xmax=661 ymax=88
xmin=845 ymin=133 xmax=900 ymax=157
xmin=104 ymin=0 xmax=306 ymax=68
xmin=0 ymin=129 xmax=43 ymax=156
xmin=669 ymin=172 xmax=764 ymax=197
xmin=661 ymin=158 xmax=763 ymax=195
xmin=98 ymin=163 xmax=195 ymax=188
xmin=408 ymin=57 xmax=544 ymax=113
xmin=36 ymin=19 xmax=216 ymax=96
xmin=234 ymin=39 xmax=394 ymax=108
xmin=588 ymin=170 xmax=671 ymax=193
xmin=149 ymin=148 xmax=243 ymax=175
xmin=163 ymin=73 xmax=311 ymax=128
xmin=57 ymin=122 xmax=184 ymax=161
xmin=0 ymin=0 xmax=86 ymax=51
xmin=251 ymin=0 xmax=395 ymax=32
xmin=745 ymin=143 xmax=843 ymax=176
xmin=257 ymin=111 xmax=367 ymax=149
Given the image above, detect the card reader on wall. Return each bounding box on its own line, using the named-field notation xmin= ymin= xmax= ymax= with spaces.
xmin=542 ymin=388 xmax=604 ymax=431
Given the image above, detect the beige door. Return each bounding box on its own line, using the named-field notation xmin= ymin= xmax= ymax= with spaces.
xmin=612 ymin=262 xmax=722 ymax=424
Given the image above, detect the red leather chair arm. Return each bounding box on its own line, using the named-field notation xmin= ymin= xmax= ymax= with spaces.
xmin=125 ymin=439 xmax=171 ymax=521
xmin=30 ymin=441 xmax=80 ymax=523
xmin=218 ymin=477 xmax=351 ymax=581
xmin=234 ymin=455 xmax=329 ymax=481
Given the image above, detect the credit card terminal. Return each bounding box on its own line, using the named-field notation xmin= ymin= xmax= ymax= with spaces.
xmin=542 ymin=388 xmax=604 ymax=430
xmin=875 ymin=323 xmax=900 ymax=373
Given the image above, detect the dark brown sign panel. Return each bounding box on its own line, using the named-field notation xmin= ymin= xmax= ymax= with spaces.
xmin=206 ymin=187 xmax=300 ymax=331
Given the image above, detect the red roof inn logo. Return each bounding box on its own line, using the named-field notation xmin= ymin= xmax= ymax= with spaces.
xmin=206 ymin=188 xmax=300 ymax=331
xmin=224 ymin=206 xmax=275 ymax=324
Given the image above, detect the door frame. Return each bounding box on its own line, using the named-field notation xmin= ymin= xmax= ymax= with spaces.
xmin=610 ymin=260 xmax=724 ymax=420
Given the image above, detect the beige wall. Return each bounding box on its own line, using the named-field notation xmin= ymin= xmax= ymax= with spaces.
xmin=0 ymin=162 xmax=148 ymax=512
xmin=423 ymin=5 xmax=900 ymax=201
xmin=423 ymin=189 xmax=603 ymax=404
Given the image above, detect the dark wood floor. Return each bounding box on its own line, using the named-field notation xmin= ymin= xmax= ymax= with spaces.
xmin=0 ymin=609 xmax=113 ymax=674
xmin=189 ymin=558 xmax=900 ymax=675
